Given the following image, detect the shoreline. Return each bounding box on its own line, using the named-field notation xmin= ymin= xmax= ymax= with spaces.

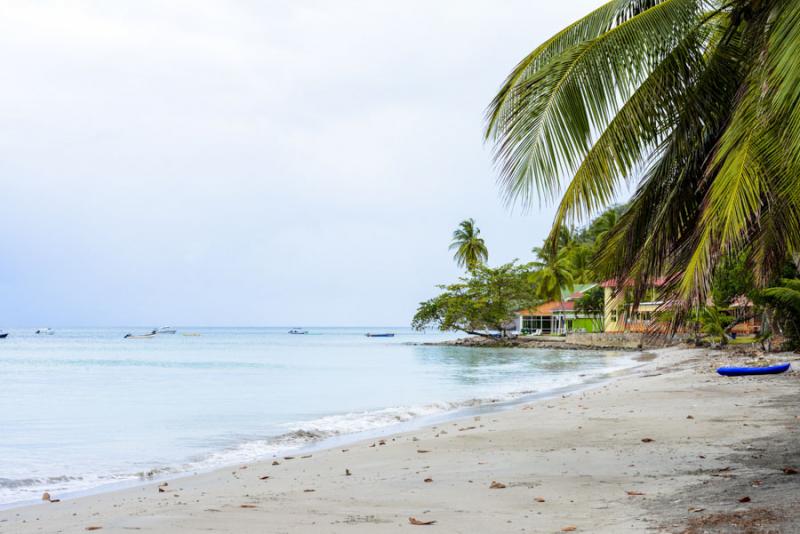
xmin=3 ymin=346 xmax=798 ymax=533
xmin=0 ymin=349 xmax=644 ymax=511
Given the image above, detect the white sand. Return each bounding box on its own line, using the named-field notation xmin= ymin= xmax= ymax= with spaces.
xmin=3 ymin=346 xmax=798 ymax=533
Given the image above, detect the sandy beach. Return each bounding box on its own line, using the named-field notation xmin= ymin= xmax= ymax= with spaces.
xmin=3 ymin=346 xmax=798 ymax=534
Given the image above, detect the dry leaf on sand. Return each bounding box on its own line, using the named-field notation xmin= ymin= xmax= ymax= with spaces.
xmin=561 ymin=526 xmax=577 ymax=532
xmin=489 ymin=481 xmax=506 ymax=489
xmin=626 ymin=491 xmax=645 ymax=496
xmin=409 ymin=517 xmax=436 ymax=525
xmin=85 ymin=527 xmax=103 ymax=531
xmin=534 ymin=497 xmax=545 ymax=502
xmin=417 ymin=449 xmax=430 ymax=454
xmin=424 ymin=478 xmax=433 ymax=483
xmin=640 ymin=438 xmax=654 ymax=443
xmin=240 ymin=504 xmax=257 ymax=508
xmin=259 ymin=475 xmax=270 ymax=480
xmin=738 ymin=496 xmax=751 ymax=503
xmin=783 ymin=466 xmax=798 ymax=475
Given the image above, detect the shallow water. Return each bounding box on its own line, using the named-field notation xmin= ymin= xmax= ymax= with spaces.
xmin=0 ymin=327 xmax=635 ymax=506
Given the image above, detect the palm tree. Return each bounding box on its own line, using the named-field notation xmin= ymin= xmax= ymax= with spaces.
xmin=531 ymin=247 xmax=575 ymax=333
xmin=449 ymin=219 xmax=489 ymax=270
xmin=485 ymin=0 xmax=800 ymax=317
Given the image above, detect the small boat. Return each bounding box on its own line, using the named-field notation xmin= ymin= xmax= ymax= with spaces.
xmin=717 ymin=363 xmax=791 ymax=376
xmin=289 ymin=329 xmax=308 ymax=335
xmin=156 ymin=326 xmax=177 ymax=334
xmin=124 ymin=330 xmax=157 ymax=339
xmin=365 ymin=333 xmax=395 ymax=338
xmin=35 ymin=328 xmax=54 ymax=335
xmin=0 ymin=332 xmax=7 ymax=339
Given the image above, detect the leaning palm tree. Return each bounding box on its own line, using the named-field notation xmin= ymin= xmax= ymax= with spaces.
xmin=485 ymin=0 xmax=800 ymax=319
xmin=449 ymin=219 xmax=489 ymax=270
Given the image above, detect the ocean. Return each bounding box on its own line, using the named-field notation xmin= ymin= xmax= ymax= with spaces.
xmin=0 ymin=327 xmax=638 ymax=507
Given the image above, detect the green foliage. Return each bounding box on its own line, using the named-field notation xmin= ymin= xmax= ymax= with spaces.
xmin=449 ymin=219 xmax=488 ymax=270
xmin=711 ymin=252 xmax=755 ymax=307
xmin=486 ymin=0 xmax=800 ymax=313
xmin=531 ymin=247 xmax=575 ymax=303
xmin=412 ymin=262 xmax=537 ymax=336
xmin=574 ymin=285 xmax=606 ymax=331
xmin=698 ymin=305 xmax=734 ymax=344
xmin=759 ymin=277 xmax=800 ymax=347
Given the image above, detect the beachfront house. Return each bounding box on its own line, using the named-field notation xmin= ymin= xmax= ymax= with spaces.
xmin=516 ymin=284 xmax=602 ymax=335
xmin=601 ymin=278 xmax=667 ymax=333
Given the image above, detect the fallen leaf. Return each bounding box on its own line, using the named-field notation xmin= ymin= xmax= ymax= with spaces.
xmin=409 ymin=517 xmax=436 ymax=525
xmin=686 ymin=415 xmax=694 ymax=419
xmin=345 ymin=469 xmax=352 ymax=476
xmin=689 ymin=507 xmax=705 ymax=513
xmin=240 ymin=504 xmax=257 ymax=508
xmin=534 ymin=497 xmax=545 ymax=503
xmin=424 ymin=478 xmax=433 ymax=483
xmin=561 ymin=526 xmax=577 ymax=532
xmin=85 ymin=527 xmax=103 ymax=531
xmin=641 ymin=438 xmax=654 ymax=443
xmin=158 ymin=487 xmax=166 ymax=493
xmin=272 ymin=461 xmax=280 ymax=466
xmin=783 ymin=466 xmax=799 ymax=475
xmin=304 ymin=489 xmax=315 ymax=493
xmin=283 ymin=456 xmax=294 ymax=460
xmin=626 ymin=491 xmax=645 ymax=496
xmin=738 ymin=496 xmax=751 ymax=503
xmin=259 ymin=475 xmax=270 ymax=480
xmin=417 ymin=449 xmax=430 ymax=454
xmin=489 ymin=481 xmax=506 ymax=489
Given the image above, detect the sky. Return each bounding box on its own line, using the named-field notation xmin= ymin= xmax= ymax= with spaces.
xmin=0 ymin=0 xmax=608 ymax=327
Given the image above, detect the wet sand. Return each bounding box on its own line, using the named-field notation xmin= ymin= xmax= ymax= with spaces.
xmin=2 ymin=346 xmax=798 ymax=533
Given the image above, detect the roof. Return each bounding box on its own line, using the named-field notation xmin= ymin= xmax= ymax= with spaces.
xmin=600 ymin=277 xmax=670 ymax=288
xmin=518 ymin=283 xmax=599 ymax=316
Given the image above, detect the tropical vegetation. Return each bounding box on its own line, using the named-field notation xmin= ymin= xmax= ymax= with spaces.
xmin=485 ymin=0 xmax=800 ymax=323
xmin=412 ymin=262 xmax=538 ymax=337
xmin=449 ymin=219 xmax=489 ymax=270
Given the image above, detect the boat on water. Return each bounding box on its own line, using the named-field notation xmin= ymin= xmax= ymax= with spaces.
xmin=0 ymin=332 xmax=7 ymax=339
xmin=124 ymin=330 xmax=157 ymax=339
xmin=35 ymin=328 xmax=54 ymax=335
xmin=156 ymin=326 xmax=177 ymax=334
xmin=717 ymin=363 xmax=791 ymax=376
xmin=289 ymin=329 xmax=309 ymax=335
xmin=365 ymin=333 xmax=395 ymax=338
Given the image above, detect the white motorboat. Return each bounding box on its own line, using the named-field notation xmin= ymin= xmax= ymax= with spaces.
xmin=35 ymin=328 xmax=54 ymax=335
xmin=156 ymin=327 xmax=177 ymax=334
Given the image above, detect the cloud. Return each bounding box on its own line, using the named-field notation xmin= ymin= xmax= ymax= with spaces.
xmin=0 ymin=0 xmax=607 ymax=326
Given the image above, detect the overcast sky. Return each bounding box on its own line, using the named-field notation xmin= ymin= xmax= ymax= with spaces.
xmin=0 ymin=0 xmax=607 ymax=327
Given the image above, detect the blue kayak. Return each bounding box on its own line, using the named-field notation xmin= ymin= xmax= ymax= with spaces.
xmin=717 ymin=363 xmax=791 ymax=376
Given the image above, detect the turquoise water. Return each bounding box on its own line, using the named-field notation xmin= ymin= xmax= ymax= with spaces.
xmin=0 ymin=327 xmax=635 ymax=506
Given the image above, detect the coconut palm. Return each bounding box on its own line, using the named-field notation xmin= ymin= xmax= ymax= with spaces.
xmin=449 ymin=219 xmax=489 ymax=270
xmin=531 ymin=246 xmax=575 ymax=332
xmin=485 ymin=0 xmax=800 ymax=315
